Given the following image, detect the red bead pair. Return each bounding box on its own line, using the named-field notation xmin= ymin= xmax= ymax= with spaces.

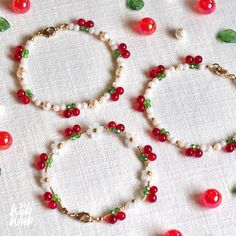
xmin=76 ymin=18 xmax=94 ymax=28
xmin=225 ymin=142 xmax=236 ymax=153
xmin=35 ymin=153 xmax=48 ymax=170
xmin=185 ymin=147 xmax=203 ymax=158
xmin=17 ymin=89 xmax=30 ymax=105
xmin=13 ymin=45 xmax=24 ymax=61
xmin=64 ymin=124 xmax=81 ymax=137
xmin=108 ymin=121 xmax=125 ymax=132
xmin=110 ymin=87 xmax=124 ymax=101
xmin=63 ymin=108 xmax=80 ymax=118
xmin=185 ymin=55 xmax=203 ymax=64
xmin=152 ymin=128 xmax=167 ymax=142
xmin=43 ymin=192 xmax=57 ymax=209
xmin=106 ymin=211 xmax=126 ymax=224
xmin=117 ymin=43 xmax=130 ymax=59
xmin=149 ymin=65 xmax=165 ymax=78
xmin=146 ymin=186 xmax=158 ymax=203
xmin=143 ymin=145 xmax=157 ymax=161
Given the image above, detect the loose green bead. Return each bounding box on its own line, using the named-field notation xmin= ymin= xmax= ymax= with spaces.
xmin=217 ymin=29 xmax=236 ymax=43
xmin=0 ymin=17 xmax=10 ymax=32
xmin=127 ymin=0 xmax=144 ymax=11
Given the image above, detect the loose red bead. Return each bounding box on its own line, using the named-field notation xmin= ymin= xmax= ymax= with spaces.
xmin=116 ymin=124 xmax=125 ymax=132
xmin=116 ymin=87 xmax=124 ymax=95
xmin=108 ymin=121 xmax=116 ymax=128
xmin=116 ymin=211 xmax=126 ymax=221
xmin=17 ymin=89 xmax=25 ymax=98
xmin=152 ymin=128 xmax=160 ymax=137
xmin=72 ymin=125 xmax=81 ymax=134
xmin=48 ymin=200 xmax=57 ymax=209
xmin=194 ymin=55 xmax=203 ymax=64
xmin=63 ymin=110 xmax=72 ymax=118
xmin=225 ymin=144 xmax=234 ymax=153
xmin=137 ymin=104 xmax=145 ymax=112
xmin=118 ymin=43 xmax=127 ymax=51
xmin=138 ymin=17 xmax=156 ymax=35
xmin=14 ymin=53 xmax=22 ymax=62
xmin=120 ymin=49 xmax=130 ymax=59
xmin=12 ymin=0 xmax=30 ymax=14
xmin=165 ymin=229 xmax=183 ymax=236
xmin=36 ymin=161 xmax=45 ymax=170
xmin=111 ymin=93 xmax=119 ymax=101
xmin=156 ymin=65 xmax=165 ymax=74
xmin=158 ymin=134 xmax=167 ymax=142
xmin=0 ymin=131 xmax=13 ymax=150
xmin=149 ymin=68 xmax=158 ymax=78
xmin=64 ymin=128 xmax=72 ymax=137
xmin=15 ymin=45 xmax=23 ymax=53
xmin=147 ymin=194 xmax=157 ymax=203
xmin=186 ymin=148 xmax=195 ymax=157
xmin=20 ymin=96 xmax=30 ymax=104
xmin=39 ymin=153 xmax=48 ymax=162
xmin=198 ymin=0 xmax=216 ymax=14
xmin=85 ymin=20 xmax=94 ymax=28
xmin=150 ymin=186 xmax=158 ymax=194
xmin=71 ymin=108 xmax=80 ymax=116
xmin=107 ymin=215 xmax=117 ymax=224
xmin=195 ymin=149 xmax=203 ymax=158
xmin=201 ymin=189 xmax=222 ymax=208
xmin=77 ymin=18 xmax=86 ymax=26
xmin=185 ymin=55 xmax=194 ymax=64
xmin=148 ymin=153 xmax=157 ymax=161
xmin=43 ymin=192 xmax=52 ymax=201
xmin=143 ymin=145 xmax=152 ymax=154
xmin=136 ymin=96 xmax=145 ymax=104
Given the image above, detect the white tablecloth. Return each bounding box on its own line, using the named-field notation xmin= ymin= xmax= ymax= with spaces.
xmin=0 ymin=0 xmax=236 ymax=235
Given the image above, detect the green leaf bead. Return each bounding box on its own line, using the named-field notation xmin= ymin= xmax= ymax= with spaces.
xmin=189 ymin=64 xmax=195 ymax=69
xmin=144 ymin=189 xmax=150 ymax=195
xmin=107 ymin=86 xmax=115 ymax=94
xmin=112 ymin=49 xmax=120 ymax=59
xmin=127 ymin=0 xmax=144 ymax=11
xmin=22 ymin=49 xmax=29 ymax=58
xmin=144 ymin=186 xmax=150 ymax=191
xmin=25 ymin=89 xmax=33 ymax=98
xmin=217 ymin=29 xmax=236 ymax=43
xmin=0 ymin=17 xmax=10 ymax=32
xmin=109 ymin=209 xmax=116 ymax=215
xmin=194 ymin=64 xmax=200 ymax=69
xmin=226 ymin=138 xmax=235 ymax=144
xmin=66 ymin=104 xmax=72 ymax=110
xmin=114 ymin=208 xmax=120 ymax=213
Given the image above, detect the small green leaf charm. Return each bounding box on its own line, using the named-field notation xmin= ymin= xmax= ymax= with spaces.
xmin=127 ymin=0 xmax=144 ymax=11
xmin=217 ymin=29 xmax=236 ymax=43
xmin=0 ymin=17 xmax=10 ymax=32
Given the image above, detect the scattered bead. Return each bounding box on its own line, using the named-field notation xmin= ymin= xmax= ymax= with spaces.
xmin=12 ymin=0 xmax=30 ymax=14
xmin=0 ymin=17 xmax=10 ymax=32
xmin=175 ymin=28 xmax=185 ymax=40
xmin=0 ymin=131 xmax=13 ymax=150
xmin=201 ymin=189 xmax=222 ymax=208
xmin=217 ymin=29 xmax=236 ymax=43
xmin=127 ymin=0 xmax=144 ymax=11
xmin=138 ymin=17 xmax=156 ymax=35
xmin=165 ymin=229 xmax=183 ymax=236
xmin=197 ymin=0 xmax=216 ymax=14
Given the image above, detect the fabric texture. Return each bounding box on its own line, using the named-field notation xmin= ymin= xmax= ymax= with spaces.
xmin=0 ymin=0 xmax=236 ymax=235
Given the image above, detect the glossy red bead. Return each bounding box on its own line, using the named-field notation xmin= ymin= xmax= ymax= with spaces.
xmin=147 ymin=194 xmax=157 ymax=203
xmin=152 ymin=128 xmax=160 ymax=136
xmin=108 ymin=121 xmax=116 ymax=128
xmin=0 ymin=131 xmax=13 ymax=150
xmin=116 ymin=124 xmax=125 ymax=132
xmin=158 ymin=134 xmax=167 ymax=142
xmin=186 ymin=148 xmax=195 ymax=157
xmin=63 ymin=110 xmax=72 ymax=118
xmin=111 ymin=93 xmax=119 ymax=101
xmin=198 ymin=0 xmax=216 ymax=14
xmin=201 ymin=189 xmax=222 ymax=208
xmin=143 ymin=145 xmax=152 ymax=154
xmin=72 ymin=125 xmax=81 ymax=134
xmin=194 ymin=55 xmax=203 ymax=64
xmin=225 ymin=144 xmax=234 ymax=153
xmin=195 ymin=149 xmax=203 ymax=158
xmin=116 ymin=211 xmax=126 ymax=221
xmin=136 ymin=96 xmax=145 ymax=104
xmin=107 ymin=215 xmax=117 ymax=224
xmin=15 ymin=45 xmax=23 ymax=53
xmin=85 ymin=20 xmax=94 ymax=28
xmin=14 ymin=53 xmax=22 ymax=61
xmin=12 ymin=0 xmax=30 ymax=14
xmin=148 ymin=153 xmax=157 ymax=161
xmin=71 ymin=108 xmax=80 ymax=116
xmin=149 ymin=68 xmax=158 ymax=78
xmin=138 ymin=17 xmax=156 ymax=35
xmin=185 ymin=55 xmax=194 ymax=64
xmin=116 ymin=87 xmax=124 ymax=95
xmin=39 ymin=153 xmax=48 ymax=162
xmin=43 ymin=192 xmax=52 ymax=201
xmin=137 ymin=104 xmax=145 ymax=112
xmin=17 ymin=89 xmax=25 ymax=98
xmin=64 ymin=128 xmax=72 ymax=137
xmin=118 ymin=43 xmax=127 ymax=51
xmin=120 ymin=49 xmax=130 ymax=58
xmin=20 ymin=96 xmax=30 ymax=104
xmin=35 ymin=161 xmax=45 ymax=170
xmin=165 ymin=229 xmax=183 ymax=236
xmin=150 ymin=186 xmax=158 ymax=194
xmin=77 ymin=18 xmax=86 ymax=26
xmin=156 ymin=65 xmax=165 ymax=74
xmin=48 ymin=200 xmax=57 ymax=209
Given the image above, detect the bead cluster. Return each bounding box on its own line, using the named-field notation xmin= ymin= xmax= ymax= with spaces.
xmin=135 ymin=56 xmax=236 ymax=157
xmin=36 ymin=122 xmax=157 ymax=223
xmin=15 ymin=19 xmax=130 ymax=118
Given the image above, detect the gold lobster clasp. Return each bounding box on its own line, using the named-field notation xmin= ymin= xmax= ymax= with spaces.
xmin=42 ymin=27 xmax=57 ymax=37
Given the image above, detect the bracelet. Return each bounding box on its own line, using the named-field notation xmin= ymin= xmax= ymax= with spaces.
xmin=15 ymin=18 xmax=130 ymax=118
xmin=35 ymin=121 xmax=158 ymax=224
xmin=135 ymin=55 xmax=236 ymax=157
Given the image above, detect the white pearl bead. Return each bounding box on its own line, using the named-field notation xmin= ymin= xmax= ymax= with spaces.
xmin=220 ymin=140 xmax=226 ymax=147
xmin=89 ymin=28 xmax=95 ymax=34
xmin=60 ymin=104 xmax=66 ymax=111
xmin=199 ymin=64 xmax=206 ymax=70
xmin=68 ymin=23 xmax=74 ymax=30
xmin=178 ymin=141 xmax=186 ymax=148
xmin=109 ymin=40 xmax=116 ymax=46
xmin=43 ymin=102 xmax=51 ymax=110
xmin=99 ymin=96 xmax=106 ymax=104
xmin=35 ymin=100 xmax=41 ymax=106
xmin=177 ymin=64 xmax=184 ymax=70
xmin=118 ymin=61 xmax=125 ymax=67
xmin=82 ymin=103 xmax=88 ymax=109
xmin=165 ymin=69 xmax=170 ymax=76
xmin=116 ymin=69 xmax=122 ymax=76
xmin=117 ymin=57 xmax=124 ymax=63
xmin=94 ymin=29 xmax=100 ymax=35
xmin=206 ymin=145 xmax=213 ymax=152
xmin=200 ymin=144 xmax=207 ymax=152
xmin=169 ymin=66 xmax=176 ymax=72
xmin=147 ymin=114 xmax=153 ymax=120
xmin=76 ymin=103 xmax=82 ymax=109
xmin=148 ymin=81 xmax=154 ymax=88
xmin=104 ymin=93 xmax=110 ymax=99
xmin=17 ymin=70 xmax=25 ymax=78
xmin=170 ymin=137 xmax=177 ymax=144
xmin=25 ymin=40 xmax=33 ymax=50
xmin=183 ymin=64 xmax=189 ymax=70
xmin=53 ymin=105 xmax=60 ymax=112
xmin=100 ymin=33 xmax=109 ymax=41
xmin=214 ymin=143 xmax=222 ymax=151
xmin=146 ymin=108 xmax=153 ymax=114
xmin=152 ymin=118 xmax=158 ymax=126
xmin=0 ymin=105 xmax=5 ymax=117
xmin=31 ymin=96 xmax=36 ymax=102
xmin=175 ymin=28 xmax=184 ymax=40
xmin=111 ymin=45 xmax=118 ymax=50
xmin=184 ymin=143 xmax=191 ymax=149
xmin=144 ymin=89 xmax=151 ymax=97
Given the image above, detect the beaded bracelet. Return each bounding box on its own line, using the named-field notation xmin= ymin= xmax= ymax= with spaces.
xmin=135 ymin=55 xmax=236 ymax=157
xmin=35 ymin=121 xmax=158 ymax=224
xmin=15 ymin=18 xmax=130 ymax=118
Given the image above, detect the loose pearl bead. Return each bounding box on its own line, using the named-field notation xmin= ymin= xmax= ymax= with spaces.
xmin=12 ymin=0 xmax=30 ymax=14
xmin=201 ymin=189 xmax=222 ymax=208
xmin=138 ymin=17 xmax=156 ymax=35
xmin=175 ymin=28 xmax=184 ymax=40
xmin=0 ymin=131 xmax=13 ymax=150
xmin=198 ymin=0 xmax=216 ymax=14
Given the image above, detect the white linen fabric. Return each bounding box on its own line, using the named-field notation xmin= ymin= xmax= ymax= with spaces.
xmin=0 ymin=0 xmax=236 ymax=235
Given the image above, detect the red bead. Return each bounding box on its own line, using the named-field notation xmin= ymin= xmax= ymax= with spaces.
xmin=120 ymin=49 xmax=130 ymax=59
xmin=77 ymin=18 xmax=86 ymax=26
xmin=85 ymin=20 xmax=94 ymax=28
xmin=72 ymin=125 xmax=81 ymax=134
xmin=107 ymin=215 xmax=117 ymax=224
xmin=35 ymin=161 xmax=45 ymax=170
xmin=150 ymin=186 xmax=158 ymax=194
xmin=165 ymin=229 xmax=183 ymax=236
xmin=138 ymin=17 xmax=156 ymax=35
xmin=14 ymin=53 xmax=22 ymax=62
xmin=147 ymin=194 xmax=157 ymax=203
xmin=148 ymin=153 xmax=157 ymax=161
xmin=110 ymin=93 xmax=119 ymax=101
xmin=63 ymin=110 xmax=72 ymax=118
xmin=143 ymin=145 xmax=152 ymax=154
xmin=116 ymin=124 xmax=125 ymax=132
xmin=158 ymin=134 xmax=167 ymax=142
xmin=225 ymin=144 xmax=234 ymax=153
xmin=43 ymin=192 xmax=52 ymax=201
xmin=71 ymin=108 xmax=80 ymax=117
xmin=194 ymin=55 xmax=203 ymax=64
xmin=149 ymin=68 xmax=158 ymax=78
xmin=137 ymin=104 xmax=145 ymax=112
xmin=48 ymin=200 xmax=57 ymax=209
xmin=152 ymin=128 xmax=160 ymax=137
xmin=198 ymin=0 xmax=216 ymax=14
xmin=20 ymin=96 xmax=30 ymax=104
xmin=195 ymin=149 xmax=203 ymax=158
xmin=136 ymin=96 xmax=145 ymax=104
xmin=17 ymin=89 xmax=25 ymax=98
xmin=201 ymin=189 xmax=222 ymax=208
xmin=116 ymin=87 xmax=124 ymax=95
xmin=116 ymin=211 xmax=126 ymax=221
xmin=186 ymin=148 xmax=195 ymax=157
xmin=12 ymin=0 xmax=30 ymax=14
xmin=156 ymin=65 xmax=165 ymax=74
xmin=15 ymin=45 xmax=23 ymax=53
xmin=0 ymin=131 xmax=13 ymax=150
xmin=64 ymin=128 xmax=72 ymax=137
xmin=108 ymin=121 xmax=116 ymax=128
xmin=185 ymin=55 xmax=194 ymax=64
xmin=39 ymin=153 xmax=48 ymax=162
xmin=118 ymin=43 xmax=127 ymax=51
xmin=233 ymin=142 xmax=236 ymax=148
